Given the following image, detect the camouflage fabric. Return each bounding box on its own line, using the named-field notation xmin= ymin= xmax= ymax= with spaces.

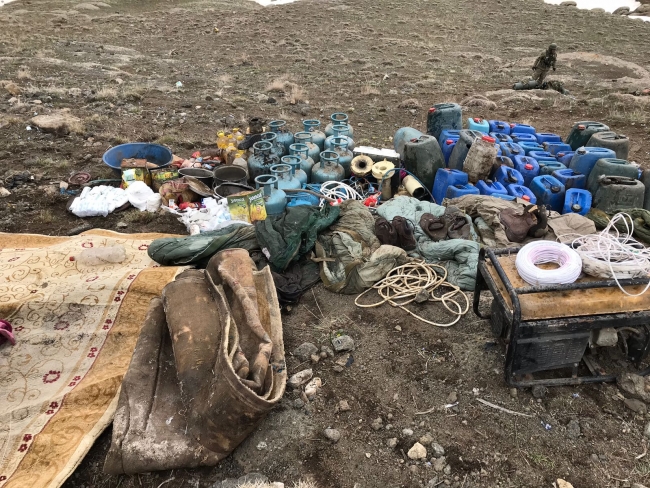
xmin=532 ymin=44 xmax=557 ymax=83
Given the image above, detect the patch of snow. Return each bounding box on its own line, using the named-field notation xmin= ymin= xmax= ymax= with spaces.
xmin=0 ymin=0 xmax=19 ymax=5
xmin=249 ymin=0 xmax=299 ymax=5
xmin=544 ymin=0 xmax=650 ymax=22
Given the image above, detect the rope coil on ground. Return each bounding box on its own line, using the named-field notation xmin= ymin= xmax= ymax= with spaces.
xmin=572 ymin=212 xmax=650 ymax=296
xmin=355 ymin=261 xmax=469 ymax=327
xmin=515 ymin=240 xmax=582 ymax=286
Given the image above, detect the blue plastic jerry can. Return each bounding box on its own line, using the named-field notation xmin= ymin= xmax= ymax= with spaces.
xmin=538 ymin=161 xmax=566 ymax=176
xmin=512 ymin=155 xmax=540 ymax=186
xmin=488 ymin=120 xmax=511 ymax=135
xmin=509 ymin=123 xmax=536 ymax=135
xmin=511 ymin=133 xmax=537 ymax=144
xmin=552 ymin=168 xmax=586 ymax=190
xmin=499 ymin=142 xmax=525 ymax=160
xmin=433 ymin=168 xmax=468 ymax=204
xmin=468 ymin=117 xmax=490 ymax=134
xmin=530 ymin=175 xmax=566 ymax=212
xmin=494 ymin=166 xmax=524 ymax=187
xmin=507 ymin=184 xmax=537 ymax=204
xmin=535 ymin=133 xmax=562 ymax=145
xmin=445 ymin=183 xmax=480 ymax=199
xmin=520 ymin=142 xmax=544 ymax=155
xmin=476 ymin=180 xmax=508 ymax=197
xmin=562 ymin=188 xmax=592 ymax=216
xmin=490 ymin=132 xmax=513 ymax=143
xmin=544 ymin=142 xmax=572 ymax=156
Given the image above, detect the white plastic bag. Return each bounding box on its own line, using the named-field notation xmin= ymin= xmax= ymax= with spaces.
xmin=69 ymin=186 xmax=128 ymax=218
xmin=125 ymin=181 xmax=154 ymax=211
xmin=146 ymin=194 xmax=162 ymax=213
xmin=77 ymin=246 xmax=127 ymax=266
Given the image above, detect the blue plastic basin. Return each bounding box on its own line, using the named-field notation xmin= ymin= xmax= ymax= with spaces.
xmin=102 ymin=143 xmax=173 ymax=172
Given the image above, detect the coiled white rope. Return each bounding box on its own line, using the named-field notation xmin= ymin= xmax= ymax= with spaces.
xmin=515 ymin=241 xmax=583 ymax=286
xmin=355 ymin=261 xmax=469 ymax=327
xmin=571 ymin=213 xmax=650 ymax=297
xmin=318 ymin=181 xmax=363 ymax=206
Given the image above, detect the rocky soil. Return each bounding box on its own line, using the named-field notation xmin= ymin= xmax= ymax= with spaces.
xmin=1 ymin=0 xmax=650 ymax=487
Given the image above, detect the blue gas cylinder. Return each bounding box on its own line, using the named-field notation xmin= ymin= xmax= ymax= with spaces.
xmin=446 ymin=183 xmax=480 ymax=199
xmin=427 ymin=103 xmax=463 ymax=140
xmin=535 ymin=133 xmax=562 ymax=144
xmin=520 ymin=142 xmax=544 ymax=155
xmin=530 ymin=175 xmax=566 ymax=212
xmin=468 ymin=117 xmax=490 ymax=134
xmin=433 ymin=168 xmax=468 ymax=204
xmin=569 ymin=147 xmax=618 ymax=179
xmin=495 ymin=166 xmax=525 ymax=187
xmin=281 ymin=155 xmax=308 ymax=186
xmin=543 ymin=142 xmax=572 ymax=156
xmin=556 ymin=151 xmax=575 ymax=166
xmin=325 ymin=113 xmax=354 ymax=138
xmin=552 ymin=168 xmax=586 ymax=190
xmin=325 ymin=124 xmax=355 ymax=151
xmin=248 ymin=141 xmax=281 ymax=181
xmin=507 ymin=184 xmax=537 ymax=203
xmin=490 ymin=132 xmax=513 ymax=143
xmin=440 ymin=129 xmax=462 ymax=142
xmin=261 ymin=131 xmax=286 ymax=158
xmin=512 ymin=155 xmax=540 ymax=186
xmin=441 ymin=138 xmax=459 ymax=166
xmin=476 ymin=180 xmax=508 ymax=197
xmin=511 ymin=133 xmax=537 ymax=144
xmin=510 ymin=123 xmax=536 ymax=135
xmin=302 ymin=120 xmax=327 ymax=151
xmin=270 ymin=163 xmax=302 ymax=191
xmin=311 ymin=151 xmax=345 ymax=184
xmin=294 ymin=132 xmax=321 ymax=164
xmin=255 ymin=174 xmax=287 ymax=216
xmin=499 ymin=142 xmax=525 ymax=160
xmin=268 ymin=120 xmax=294 ymax=154
xmin=529 ymin=151 xmax=557 ymax=164
xmin=290 ymin=143 xmax=316 ymax=179
xmin=330 ymin=137 xmax=354 ymax=178
xmin=488 ymin=120 xmax=511 ymax=135
xmin=538 ymin=161 xmax=566 ymax=176
xmin=563 ymin=189 xmax=592 ymax=216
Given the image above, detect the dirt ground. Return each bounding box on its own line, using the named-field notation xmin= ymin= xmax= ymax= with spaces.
xmin=1 ymin=0 xmax=650 ymax=486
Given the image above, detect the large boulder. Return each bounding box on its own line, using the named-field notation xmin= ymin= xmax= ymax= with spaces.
xmin=30 ymin=110 xmax=83 ymax=135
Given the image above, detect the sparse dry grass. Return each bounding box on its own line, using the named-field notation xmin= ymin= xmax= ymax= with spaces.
xmin=265 ymin=76 xmax=307 ymax=104
xmin=123 ymin=209 xmax=156 ymax=224
xmin=16 ymin=68 xmax=32 ymax=80
xmin=39 ymin=209 xmax=54 ymax=224
xmin=95 ymin=86 xmax=117 ymax=100
xmin=361 ymin=85 xmax=380 ymax=96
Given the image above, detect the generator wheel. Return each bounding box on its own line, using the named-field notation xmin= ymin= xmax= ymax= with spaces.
xmin=490 ymin=299 xmax=510 ymax=339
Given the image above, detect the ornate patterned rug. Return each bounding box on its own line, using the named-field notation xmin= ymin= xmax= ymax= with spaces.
xmin=0 ymin=230 xmax=183 ymax=488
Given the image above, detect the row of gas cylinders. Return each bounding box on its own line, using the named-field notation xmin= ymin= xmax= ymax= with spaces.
xmin=248 ymin=113 xmax=356 ymax=185
xmin=396 ymin=105 xmax=645 ymax=216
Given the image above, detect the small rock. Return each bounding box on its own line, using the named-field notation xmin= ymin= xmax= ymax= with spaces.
xmin=431 ymin=442 xmax=445 ymax=458
xmin=443 ymin=465 xmax=451 ymax=475
xmin=419 ymin=433 xmax=434 ymax=445
xmin=205 ymin=95 xmax=214 ymax=101
xmin=394 ymin=325 xmax=402 ymax=332
xmin=567 ymin=419 xmax=581 ymax=438
xmin=365 ymin=452 xmax=371 ymax=459
xmin=0 ymin=187 xmax=11 ymax=198
xmin=590 ymin=453 xmax=600 ymax=464
xmin=426 ymin=479 xmax=439 ymax=488
xmin=320 ymin=345 xmax=334 ymax=357
xmin=338 ymin=400 xmax=351 ymax=412
xmin=446 ymin=391 xmax=458 ymax=404
xmin=617 ymin=373 xmax=650 ymax=402
xmin=324 ymin=428 xmax=341 ymax=442
xmin=8 ymin=97 xmax=18 ymax=105
xmin=319 ymin=351 xmax=328 ymax=359
xmin=624 ymin=398 xmax=647 ymax=414
xmin=644 ymin=421 xmax=650 ymax=439
xmin=32 ymin=100 xmax=42 ymax=105
xmin=333 ymin=365 xmax=344 ymax=373
xmin=509 ymin=388 xmax=518 ymax=398
xmin=371 ymin=417 xmax=383 ymax=431
xmin=559 ymin=1 xmax=577 ymax=6
xmin=331 ymin=335 xmax=355 ymax=352
xmin=385 ymin=424 xmax=393 ymax=430
xmin=293 ymin=398 xmax=305 ymax=409
xmin=304 ymin=377 xmax=322 ymax=399
xmin=287 ymin=369 xmax=313 ymax=388
xmin=613 ymin=7 xmax=630 ymax=15
xmin=294 ymin=342 xmax=318 ymax=361
xmin=409 ymin=465 xmax=419 ymax=475
xmin=402 ymin=428 xmax=414 ymax=437
xmin=387 ymin=437 xmax=398 ymax=448
xmin=556 ymin=480 xmax=575 ymax=488
xmin=116 ymin=221 xmax=128 ymax=229
xmin=256 ymin=441 xmax=268 ymax=450
xmin=310 ymin=354 xmax=320 ymax=364
xmin=267 ymin=97 xmax=277 ymax=104
xmin=4 ymin=82 xmax=21 ymax=96
xmin=632 ymin=484 xmax=649 ymax=488
xmin=433 ymin=456 xmax=446 ymax=472
xmin=532 ymin=385 xmax=547 ymax=399
xmin=407 ymin=442 xmax=427 ymax=460
xmin=398 ymin=98 xmax=421 ymax=109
